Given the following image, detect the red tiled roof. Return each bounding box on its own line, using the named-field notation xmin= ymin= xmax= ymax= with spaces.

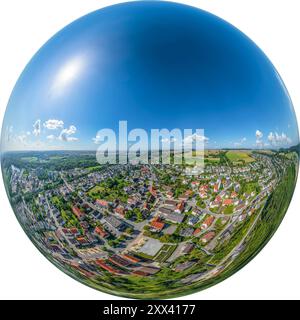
xmin=132 ymin=270 xmax=147 ymax=276
xmin=193 ymin=228 xmax=201 ymax=236
xmin=95 ymin=259 xmax=124 ymax=275
xmin=96 ymin=199 xmax=108 ymax=207
xmin=151 ymin=220 xmax=165 ymax=230
xmin=202 ymin=216 xmax=215 ymax=227
xmin=114 ymin=206 xmax=125 ymax=216
xmin=201 ymin=231 xmax=215 ymax=242
xmin=108 ymin=255 xmax=131 ymax=268
xmin=77 ymin=236 xmax=88 ymax=244
xmin=185 ymin=190 xmax=193 ymax=196
xmin=223 ymin=199 xmax=233 ymax=206
xmin=70 ymin=227 xmax=79 ymax=234
xmin=149 ymin=186 xmax=157 ymax=197
xmin=73 ymin=266 xmax=94 ymax=278
xmin=176 ymin=201 xmax=185 ymax=211
xmin=95 ymin=226 xmax=108 ymax=238
xmin=72 ymin=206 xmax=85 ymax=219
xmin=122 ymin=254 xmax=140 ymax=263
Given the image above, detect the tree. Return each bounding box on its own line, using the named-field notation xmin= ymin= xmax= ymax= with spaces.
xmin=160 ymin=234 xmax=172 ymax=243
xmin=136 ymin=211 xmax=144 ymax=222
xmin=125 ymin=227 xmax=133 ymax=234
xmin=143 ymin=225 xmax=150 ymax=231
xmin=125 ymin=210 xmax=134 ymax=220
xmin=224 ymin=205 xmax=234 ymax=214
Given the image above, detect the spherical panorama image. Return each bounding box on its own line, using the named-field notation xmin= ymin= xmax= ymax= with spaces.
xmin=1 ymin=1 xmax=299 ymax=299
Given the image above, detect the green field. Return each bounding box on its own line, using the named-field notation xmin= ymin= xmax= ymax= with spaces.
xmin=21 ymin=156 xmax=38 ymax=162
xmin=87 ymin=165 xmax=102 ymax=171
xmin=205 ymin=157 xmax=220 ymax=163
xmin=88 ymin=177 xmax=129 ymax=202
xmin=226 ymin=151 xmax=255 ymax=163
xmin=88 ymin=185 xmax=105 ymax=196
xmin=154 ymin=244 xmax=177 ymax=263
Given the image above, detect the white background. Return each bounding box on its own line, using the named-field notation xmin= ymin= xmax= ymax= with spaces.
xmin=0 ymin=0 xmax=299 ymax=300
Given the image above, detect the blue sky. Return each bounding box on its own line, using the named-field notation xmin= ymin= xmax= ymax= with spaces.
xmin=1 ymin=1 xmax=299 ymax=151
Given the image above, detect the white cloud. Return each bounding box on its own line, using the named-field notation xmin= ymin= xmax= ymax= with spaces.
xmin=4 ymin=126 xmax=14 ymax=143
xmin=17 ymin=134 xmax=28 ymax=145
xmin=255 ymin=130 xmax=264 ymax=147
xmin=161 ymin=137 xmax=177 ymax=143
xmin=65 ymin=136 xmax=78 ymax=142
xmin=43 ymin=119 xmax=64 ymax=130
xmin=256 ymin=140 xmax=264 ymax=147
xmin=255 ymin=130 xmax=263 ymax=140
xmin=92 ymin=132 xmax=102 ymax=144
xmin=184 ymin=133 xmax=209 ymax=144
xmin=46 ymin=135 xmax=56 ymax=141
xmin=234 ymin=137 xmax=247 ymax=147
xmin=268 ymin=131 xmax=292 ymax=146
xmin=268 ymin=132 xmax=275 ymax=144
xmin=32 ymin=119 xmax=41 ymax=137
xmin=59 ymin=125 xmax=78 ymax=142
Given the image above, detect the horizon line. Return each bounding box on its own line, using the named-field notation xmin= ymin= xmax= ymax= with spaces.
xmin=1 ymin=145 xmax=299 ymax=154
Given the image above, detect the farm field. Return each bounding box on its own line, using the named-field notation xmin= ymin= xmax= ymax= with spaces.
xmin=226 ymin=151 xmax=255 ymax=164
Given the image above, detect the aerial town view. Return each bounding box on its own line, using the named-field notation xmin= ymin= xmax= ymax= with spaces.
xmin=1 ymin=1 xmax=299 ymax=299
xmin=1 ymin=148 xmax=298 ymax=298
